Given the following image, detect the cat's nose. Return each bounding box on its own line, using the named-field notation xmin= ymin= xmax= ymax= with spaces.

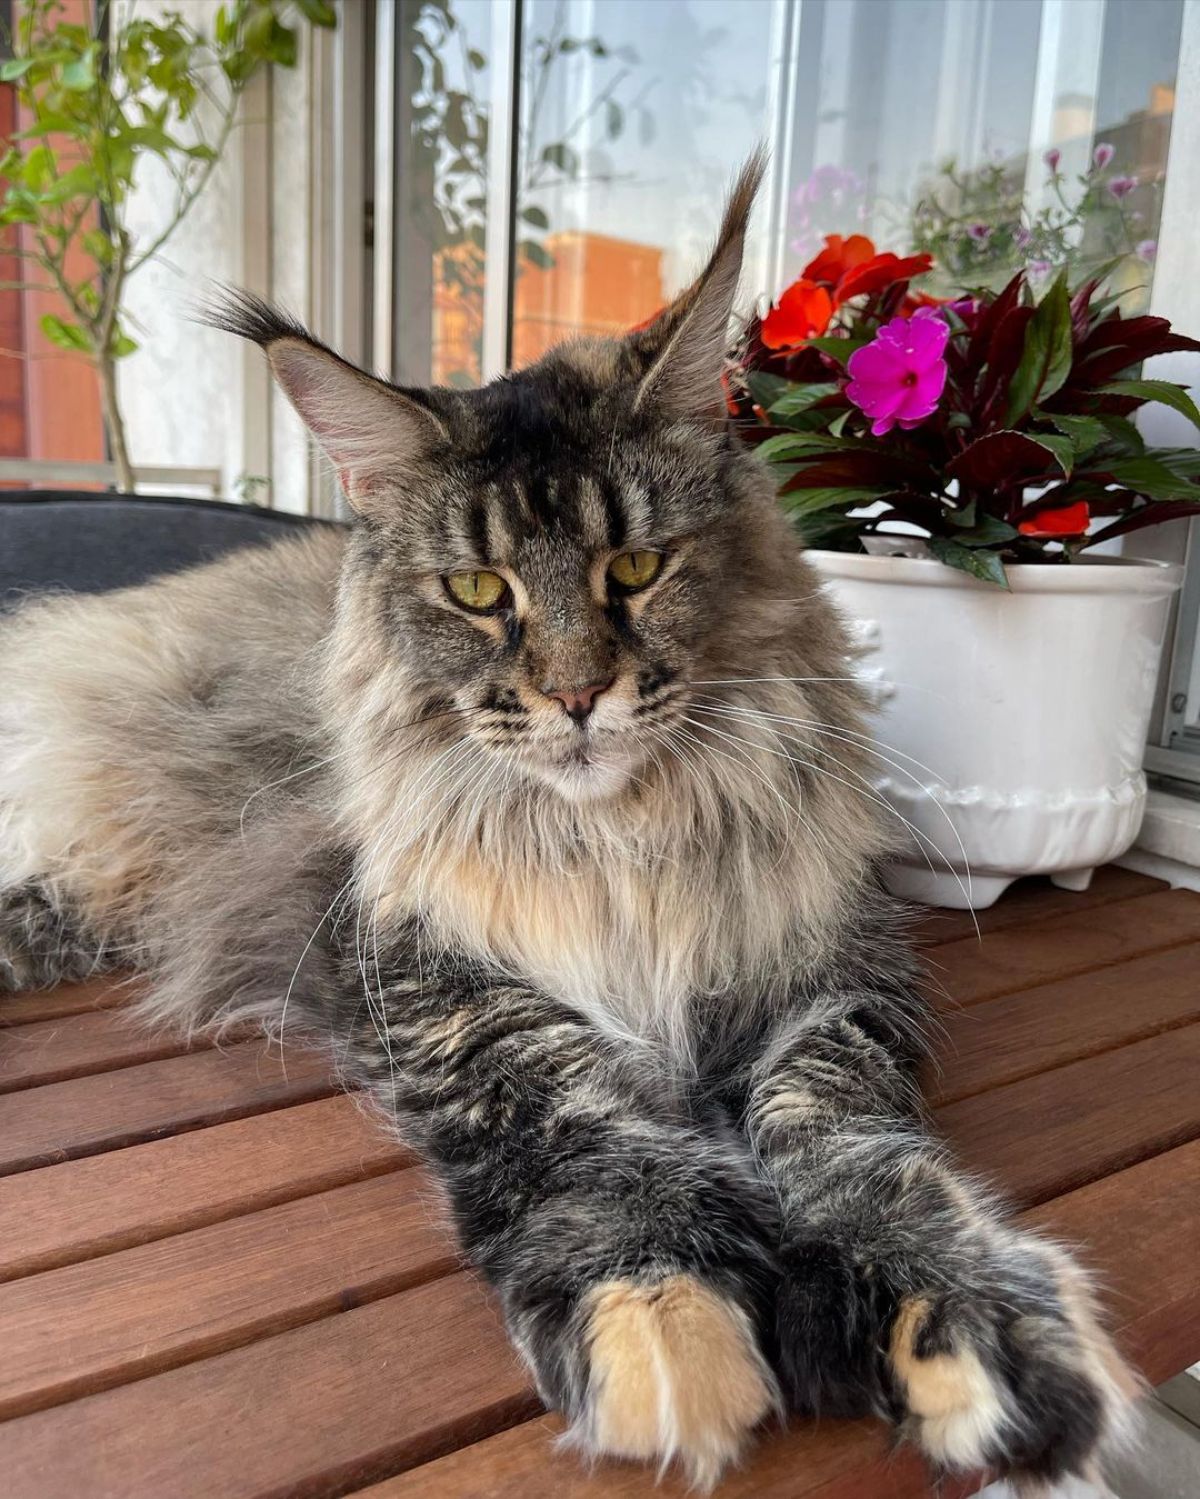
xmin=542 ymin=679 xmax=614 ymax=724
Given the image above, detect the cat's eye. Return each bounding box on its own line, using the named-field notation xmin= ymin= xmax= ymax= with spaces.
xmin=444 ymin=570 xmax=511 ymax=613
xmin=608 ymin=550 xmax=664 ymax=593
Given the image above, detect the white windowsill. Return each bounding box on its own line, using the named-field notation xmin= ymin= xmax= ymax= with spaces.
xmin=1114 ymin=788 xmax=1200 ymax=889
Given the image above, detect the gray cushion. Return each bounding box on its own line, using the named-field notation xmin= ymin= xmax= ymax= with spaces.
xmin=0 ymin=492 xmax=341 ymax=607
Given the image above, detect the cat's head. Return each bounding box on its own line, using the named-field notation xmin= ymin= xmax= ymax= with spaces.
xmin=210 ymin=154 xmax=807 ymax=803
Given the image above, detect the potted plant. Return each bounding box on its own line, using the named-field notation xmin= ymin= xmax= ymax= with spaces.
xmin=729 ymin=237 xmax=1200 ymax=908
xmin=0 ymin=0 xmax=335 ymax=492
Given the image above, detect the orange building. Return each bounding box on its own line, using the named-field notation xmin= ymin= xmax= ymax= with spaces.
xmin=432 ymin=229 xmax=665 ymax=387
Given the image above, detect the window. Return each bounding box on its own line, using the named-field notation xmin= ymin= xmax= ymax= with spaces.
xmin=374 ymin=0 xmax=1186 ymax=383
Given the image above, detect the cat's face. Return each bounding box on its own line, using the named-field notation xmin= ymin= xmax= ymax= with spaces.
xmin=349 ymin=352 xmax=771 ymax=801
xmin=210 ymin=157 xmax=780 ymax=802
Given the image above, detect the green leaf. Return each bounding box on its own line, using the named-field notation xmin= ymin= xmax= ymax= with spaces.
xmin=39 ymin=313 xmax=92 ymax=353
xmin=1101 ymin=457 xmax=1200 ymax=502
xmin=605 ymin=99 xmax=623 ymax=140
xmin=802 ymin=335 xmax=870 ymax=367
xmin=0 ymin=58 xmax=34 ymax=81
xmin=519 ymin=239 xmax=554 ymax=270
xmin=765 ymin=381 xmax=840 ymax=420
xmin=744 ymin=372 xmax=792 ymax=410
xmin=1046 ymin=412 xmax=1108 ymax=456
xmin=755 ymin=431 xmax=863 ymax=464
xmin=519 ymin=204 xmax=549 ymax=229
xmin=467 ymin=48 xmax=486 ymax=69
xmin=61 ymin=55 xmax=96 ymax=91
xmin=781 ymin=486 xmax=894 ymax=515
xmin=1026 ymin=431 xmax=1076 ymax=478
xmin=1094 ymin=414 xmax=1145 ymax=454
xmin=945 ymin=514 xmax=1018 ymax=545
xmin=295 ymin=0 xmax=339 ymax=26
xmin=927 ymin=536 xmax=1009 ymax=588
xmin=110 ymin=332 xmax=139 ymax=358
xmin=1096 ymin=379 xmax=1200 ymax=432
xmin=541 ymin=142 xmax=579 ymax=176
xmin=1004 ymin=270 xmax=1073 ymax=424
xmin=81 ymin=228 xmax=114 ymax=266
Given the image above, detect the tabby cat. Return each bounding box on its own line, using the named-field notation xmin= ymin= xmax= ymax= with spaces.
xmin=0 ymin=159 xmax=1135 ymax=1489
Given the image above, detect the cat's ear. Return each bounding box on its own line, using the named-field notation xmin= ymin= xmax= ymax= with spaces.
xmin=200 ymin=290 xmax=447 ymax=510
xmin=629 ymin=150 xmax=766 ymax=424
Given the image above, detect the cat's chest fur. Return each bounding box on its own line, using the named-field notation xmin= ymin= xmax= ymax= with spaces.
xmin=371 ymin=825 xmax=843 ymax=1046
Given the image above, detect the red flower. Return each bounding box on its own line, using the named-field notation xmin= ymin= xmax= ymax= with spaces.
xmin=801 ymin=233 xmax=876 ymax=286
xmin=1018 ymin=501 xmax=1091 ymax=537
xmin=835 ymin=252 xmax=934 ymax=305
xmin=760 ymin=279 xmax=834 ymax=349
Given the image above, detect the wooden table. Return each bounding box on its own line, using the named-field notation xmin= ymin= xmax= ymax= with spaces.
xmin=1 ymin=866 xmax=1198 ymax=1498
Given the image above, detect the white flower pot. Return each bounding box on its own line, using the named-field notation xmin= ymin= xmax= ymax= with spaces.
xmin=806 ymin=550 xmax=1184 ymax=909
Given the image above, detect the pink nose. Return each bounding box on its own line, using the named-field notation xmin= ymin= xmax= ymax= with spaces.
xmin=543 ymin=679 xmax=613 ymax=723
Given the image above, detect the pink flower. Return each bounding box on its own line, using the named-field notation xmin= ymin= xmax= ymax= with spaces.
xmin=1043 ymin=147 xmax=1061 ymax=171
xmin=1136 ymin=238 xmax=1158 ymax=262
xmin=1108 ymin=174 xmax=1138 ymax=199
xmin=1013 ymin=225 xmax=1032 ymax=249
xmin=1093 ymin=142 xmax=1115 ymax=169
xmin=845 ymin=308 xmax=948 ymax=437
xmin=966 ymin=222 xmax=993 ymax=243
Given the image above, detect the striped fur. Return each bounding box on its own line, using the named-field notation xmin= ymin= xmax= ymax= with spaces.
xmin=0 ymin=159 xmax=1135 ymax=1488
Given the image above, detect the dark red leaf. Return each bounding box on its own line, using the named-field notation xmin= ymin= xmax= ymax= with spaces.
xmin=979 ymin=304 xmax=1036 ymax=413
xmin=969 ymin=272 xmax=1024 ymax=371
xmin=1086 ymin=501 xmax=1200 ymax=545
xmin=945 ymin=430 xmax=1063 ymax=489
xmin=780 ymin=452 xmax=913 ymax=489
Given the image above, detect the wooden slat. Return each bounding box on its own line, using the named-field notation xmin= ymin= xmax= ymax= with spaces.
xmin=913 ymin=867 xmax=1163 ymax=946
xmin=0 ymin=974 xmax=132 ymax=1027
xmin=0 ymin=1008 xmax=199 ymax=1094
xmin=931 ymin=941 xmax=1200 ymax=1105
xmin=1027 ymin=1142 xmax=1200 ymax=1388
xmin=0 ymin=1170 xmax=459 ymax=1419
xmin=356 ymin=1144 xmax=1200 ymax=1499
xmin=926 ymin=888 xmax=1200 ymax=1007
xmin=0 ymin=1273 xmax=537 ymax=1499
xmin=0 ymin=1093 xmax=409 ymax=1282
xmin=939 ymin=1024 xmax=1200 ymax=1206
xmin=0 ymin=1040 xmax=334 ymax=1177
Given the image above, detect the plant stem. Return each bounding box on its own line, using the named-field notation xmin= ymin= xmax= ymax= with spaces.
xmin=96 ymin=348 xmax=134 ymax=492
xmin=95 ymin=236 xmax=132 ymax=490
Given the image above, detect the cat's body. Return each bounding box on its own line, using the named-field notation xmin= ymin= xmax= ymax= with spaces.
xmin=0 ymin=161 xmax=1136 ymax=1491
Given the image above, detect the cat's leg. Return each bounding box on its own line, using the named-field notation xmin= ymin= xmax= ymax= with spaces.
xmin=745 ymin=987 xmax=1139 ymax=1489
xmin=322 ymin=932 xmax=781 ymax=1489
xmin=0 ymin=880 xmax=115 ymax=993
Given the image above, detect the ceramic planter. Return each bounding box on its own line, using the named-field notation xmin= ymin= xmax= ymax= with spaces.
xmin=807 ymin=549 xmax=1183 ymax=909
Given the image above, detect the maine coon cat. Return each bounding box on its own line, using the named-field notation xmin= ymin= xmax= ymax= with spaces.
xmin=0 ymin=159 xmax=1135 ymax=1490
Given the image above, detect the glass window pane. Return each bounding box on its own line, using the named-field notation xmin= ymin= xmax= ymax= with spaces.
xmin=392 ymin=0 xmax=499 ymax=387
xmin=512 ymin=0 xmax=779 ymax=365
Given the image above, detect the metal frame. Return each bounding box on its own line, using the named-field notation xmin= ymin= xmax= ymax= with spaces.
xmin=480 ymin=0 xmax=521 ymax=382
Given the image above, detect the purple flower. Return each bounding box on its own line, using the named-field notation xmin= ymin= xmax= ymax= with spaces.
xmin=1043 ymin=147 xmax=1061 ymax=171
xmin=1093 ymin=141 xmax=1115 ymax=169
xmin=966 ymin=222 xmax=993 ymax=243
xmin=1136 ymin=238 xmax=1158 ymax=262
xmin=1013 ymin=225 xmax=1033 ymax=249
xmin=1108 ymin=174 xmax=1138 ymax=199
xmin=845 ymin=309 xmax=949 ymax=437
xmin=1028 ymin=258 xmax=1052 ymax=279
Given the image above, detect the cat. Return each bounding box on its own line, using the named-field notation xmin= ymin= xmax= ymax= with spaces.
xmin=0 ymin=156 xmax=1136 ymax=1490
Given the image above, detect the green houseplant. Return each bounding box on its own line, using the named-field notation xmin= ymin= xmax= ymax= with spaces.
xmin=0 ymin=0 xmax=336 ymax=490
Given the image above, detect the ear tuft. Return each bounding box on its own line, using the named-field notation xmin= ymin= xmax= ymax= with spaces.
xmin=198 ymin=287 xmax=447 ymax=510
xmin=196 ymin=286 xmax=311 ymax=348
xmin=631 ymin=149 xmax=767 ymax=423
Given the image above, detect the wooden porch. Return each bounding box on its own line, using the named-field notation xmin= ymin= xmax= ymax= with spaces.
xmin=1 ymin=865 xmax=1198 ymax=1497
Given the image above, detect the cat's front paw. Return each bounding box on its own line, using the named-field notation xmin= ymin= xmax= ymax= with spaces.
xmin=887 ymin=1239 xmax=1140 ymax=1488
xmin=571 ymin=1273 xmax=778 ymax=1489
